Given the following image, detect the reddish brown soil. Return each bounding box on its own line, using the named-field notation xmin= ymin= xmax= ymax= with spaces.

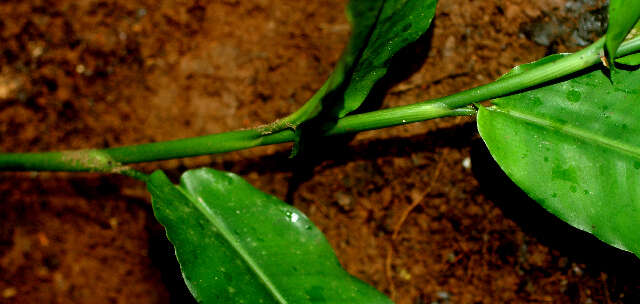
xmin=1 ymin=0 xmax=638 ymax=303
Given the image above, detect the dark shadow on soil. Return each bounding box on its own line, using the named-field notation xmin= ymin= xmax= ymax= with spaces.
xmin=147 ymin=216 xmax=198 ymax=304
xmin=470 ymin=137 xmax=640 ymax=303
xmin=207 ymin=121 xmax=476 ymax=178
xmin=283 ymin=25 xmax=437 ymax=202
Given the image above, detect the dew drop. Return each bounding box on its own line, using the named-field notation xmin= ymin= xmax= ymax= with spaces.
xmin=566 ymin=89 xmax=581 ymax=103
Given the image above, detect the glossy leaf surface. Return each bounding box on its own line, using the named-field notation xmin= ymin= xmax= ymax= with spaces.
xmin=616 ymin=52 xmax=640 ymax=65
xmin=477 ymin=60 xmax=640 ymax=257
xmin=287 ymin=0 xmax=437 ymax=125
xmin=605 ymin=1 xmax=640 ymax=68
xmin=336 ymin=0 xmax=437 ymax=117
xmin=147 ymin=168 xmax=392 ymax=303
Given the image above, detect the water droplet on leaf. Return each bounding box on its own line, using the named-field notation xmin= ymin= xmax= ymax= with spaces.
xmin=566 ymin=89 xmax=581 ymax=103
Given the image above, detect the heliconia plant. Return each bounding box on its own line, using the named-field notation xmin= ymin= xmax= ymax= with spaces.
xmin=1 ymin=0 xmax=639 ymax=302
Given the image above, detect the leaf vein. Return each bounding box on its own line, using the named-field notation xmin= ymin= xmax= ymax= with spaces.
xmin=175 ymin=186 xmax=288 ymax=304
xmin=491 ymin=107 xmax=640 ymax=160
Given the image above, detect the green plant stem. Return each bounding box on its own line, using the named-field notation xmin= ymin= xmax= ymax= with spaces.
xmin=0 ymin=105 xmax=474 ymax=172
xmin=1 ymin=36 xmax=639 ymax=173
xmin=423 ymin=37 xmax=623 ymax=110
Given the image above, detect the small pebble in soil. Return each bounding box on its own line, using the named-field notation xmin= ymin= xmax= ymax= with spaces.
xmin=75 ymin=64 xmax=86 ymax=74
xmin=399 ymin=268 xmax=412 ymax=281
xmin=109 ymin=217 xmax=119 ymax=230
xmin=334 ymin=192 xmax=353 ymax=210
xmin=446 ymin=252 xmax=456 ymax=263
xmin=573 ymin=264 xmax=584 ymax=276
xmin=31 ymin=46 xmax=44 ymax=58
xmin=2 ymin=287 xmax=17 ymax=299
xmin=436 ymin=291 xmax=450 ymax=301
xmin=462 ymin=157 xmax=471 ymax=169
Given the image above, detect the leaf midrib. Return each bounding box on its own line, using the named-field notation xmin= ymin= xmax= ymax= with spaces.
xmin=175 ymin=186 xmax=288 ymax=304
xmin=489 ymin=107 xmax=640 ymax=160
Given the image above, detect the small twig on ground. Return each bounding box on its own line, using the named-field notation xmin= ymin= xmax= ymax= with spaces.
xmin=385 ymin=243 xmax=396 ymax=301
xmin=386 ymin=157 xmax=444 ymax=299
xmin=392 ymin=157 xmax=444 ymax=240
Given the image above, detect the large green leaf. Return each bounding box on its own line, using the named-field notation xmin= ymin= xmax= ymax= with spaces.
xmin=147 ymin=168 xmax=392 ymax=303
xmin=284 ymin=0 xmax=437 ymax=126
xmin=605 ymin=0 xmax=640 ymax=68
xmin=477 ymin=59 xmax=640 ymax=257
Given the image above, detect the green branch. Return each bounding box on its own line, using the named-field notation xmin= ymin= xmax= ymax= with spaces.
xmin=0 ymin=104 xmax=473 ymax=172
xmin=1 ymin=36 xmax=639 ymax=173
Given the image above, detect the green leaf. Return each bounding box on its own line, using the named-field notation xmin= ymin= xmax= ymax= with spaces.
xmin=616 ymin=52 xmax=640 ymax=65
xmin=283 ymin=0 xmax=437 ymax=126
xmin=147 ymin=168 xmax=392 ymax=303
xmin=605 ymin=1 xmax=640 ymax=68
xmin=477 ymin=59 xmax=640 ymax=258
xmin=336 ymin=0 xmax=438 ymax=118
xmin=615 ymin=21 xmax=640 ymax=65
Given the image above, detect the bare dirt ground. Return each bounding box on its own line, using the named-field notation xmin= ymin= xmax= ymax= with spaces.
xmin=1 ymin=0 xmax=638 ymax=303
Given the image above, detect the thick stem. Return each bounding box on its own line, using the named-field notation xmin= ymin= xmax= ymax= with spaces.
xmin=1 ymin=37 xmax=639 ymax=172
xmin=427 ymin=38 xmax=605 ymax=109
xmin=0 ymin=105 xmax=473 ymax=171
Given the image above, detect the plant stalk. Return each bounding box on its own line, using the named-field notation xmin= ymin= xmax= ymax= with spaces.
xmin=1 ymin=36 xmax=639 ymax=172
xmin=0 ymin=105 xmax=474 ymax=172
